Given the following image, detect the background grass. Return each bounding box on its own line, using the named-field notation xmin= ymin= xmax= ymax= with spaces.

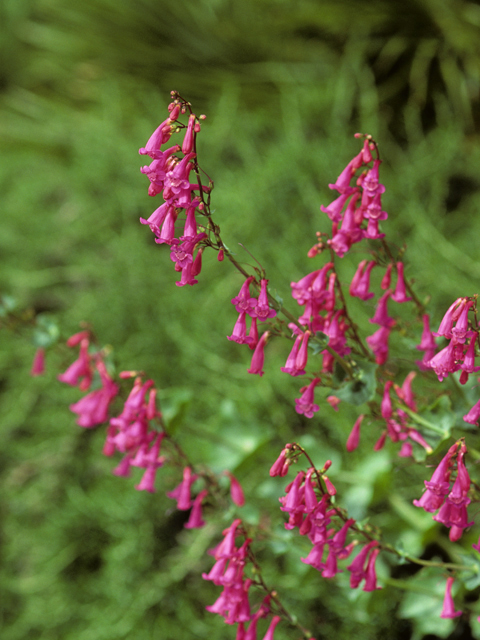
xmin=2 ymin=0 xmax=480 ymax=638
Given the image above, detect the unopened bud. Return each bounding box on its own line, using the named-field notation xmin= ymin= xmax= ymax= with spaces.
xmin=218 ymin=248 xmax=225 ymax=261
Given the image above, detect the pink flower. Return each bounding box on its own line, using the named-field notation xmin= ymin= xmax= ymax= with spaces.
xmin=227 ymin=472 xmax=246 ymax=507
xmin=320 ymin=192 xmax=355 ymax=222
xmin=363 ymin=548 xmax=382 ymax=592
xmin=252 ymin=279 xmax=277 ymax=321
xmin=434 ymin=298 xmax=464 ymax=339
xmin=185 ymin=489 xmax=208 ymax=529
xmin=31 ymin=348 xmax=46 ymax=376
xmin=349 ymin=260 xmax=376 ymax=300
xmin=269 ymin=446 xmax=291 ymax=477
xmin=381 ymin=264 xmax=393 ymax=290
xmin=57 ymin=338 xmax=92 ymax=390
xmin=182 ymin=114 xmax=196 ymax=154
xmin=346 ymin=415 xmax=364 ymax=452
xmin=228 ymin=311 xmax=251 ymax=345
xmin=369 ymin=290 xmax=395 ymax=328
xmin=346 ymin=541 xmax=378 ymax=589
xmin=247 ymin=331 xmax=270 ymax=376
xmin=326 ymin=395 xmax=340 ymax=411
xmin=261 ymin=615 xmax=281 ymax=640
xmin=281 ymin=335 xmax=305 ymax=376
xmin=167 ymin=466 xmax=198 ymax=510
xmin=391 ymin=262 xmax=412 ymax=303
xmin=440 ymin=577 xmax=462 ymax=619
xmin=295 ymin=378 xmax=321 ymax=418
xmin=464 ymin=397 xmax=480 ymax=425
xmin=366 ymin=326 xmax=391 ymax=364
xmin=232 ymin=277 xmax=257 ymax=316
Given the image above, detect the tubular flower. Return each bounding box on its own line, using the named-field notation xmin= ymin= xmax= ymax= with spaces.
xmin=440 ymin=577 xmax=462 ymax=619
xmin=295 ymin=378 xmax=321 ymax=418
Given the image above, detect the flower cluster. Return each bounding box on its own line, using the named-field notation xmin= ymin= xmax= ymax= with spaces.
xmin=374 ymin=374 xmax=432 ymax=457
xmin=57 ymin=331 xmax=244 ymax=529
xmin=426 ymin=298 xmax=479 ymax=385
xmin=203 ymin=519 xmax=283 ymax=640
xmin=57 ymin=330 xmax=119 ymax=427
xmin=139 ymin=93 xmax=210 ymax=286
xmin=228 ymin=276 xmax=277 ymax=376
xmin=271 ymin=454 xmax=381 ymax=591
xmin=414 ymin=440 xmax=473 ymax=541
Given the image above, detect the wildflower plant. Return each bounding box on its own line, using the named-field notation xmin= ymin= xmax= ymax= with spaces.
xmin=10 ymin=90 xmax=480 ymax=638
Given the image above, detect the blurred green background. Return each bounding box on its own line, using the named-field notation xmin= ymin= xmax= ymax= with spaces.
xmin=2 ymin=0 xmax=480 ymax=638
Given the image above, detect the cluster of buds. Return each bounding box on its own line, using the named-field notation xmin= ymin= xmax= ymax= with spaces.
xmin=203 ymin=519 xmax=283 ymax=640
xmin=414 ymin=440 xmax=473 ymax=541
xmin=270 ymin=451 xmax=381 ymax=591
xmin=139 ymin=93 xmax=210 ymax=286
xmin=57 ymin=332 xmax=244 ymax=529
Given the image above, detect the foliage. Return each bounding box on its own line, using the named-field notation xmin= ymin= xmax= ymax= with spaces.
xmin=2 ymin=1 xmax=480 ymax=639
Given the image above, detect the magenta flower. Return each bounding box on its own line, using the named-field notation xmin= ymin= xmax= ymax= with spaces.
xmin=346 ymin=541 xmax=378 ymax=589
xmin=226 ymin=472 xmax=246 ymax=507
xmin=366 ymin=326 xmax=391 ymax=364
xmin=434 ymin=298 xmax=464 ymax=339
xmin=228 ymin=311 xmax=251 ymax=345
xmin=281 ymin=335 xmax=305 ymax=376
xmin=464 ymin=396 xmax=480 ymax=425
xmin=57 ymin=338 xmax=93 ymax=390
xmin=185 ymin=489 xmax=208 ymax=529
xmin=252 ymin=279 xmax=277 ymax=321
xmin=440 ymin=577 xmax=462 ymax=619
xmin=369 ymin=290 xmax=395 ymax=328
xmin=247 ymin=331 xmax=270 ymax=376
xmin=182 ymin=114 xmax=196 ymax=154
xmin=362 ymin=548 xmax=382 ymax=592
xmin=349 ymin=260 xmax=376 ymax=300
xmin=31 ymin=347 xmax=46 ymax=376
xmin=413 ymin=443 xmax=457 ymax=512
xmin=167 ymin=466 xmax=198 ymax=510
xmin=381 ymin=264 xmax=393 ymax=290
xmin=69 ymin=361 xmax=119 ymax=428
xmin=320 ymin=191 xmax=356 ymax=222
xmin=232 ymin=277 xmax=257 ymax=316
xmin=328 ymin=160 xmax=357 ymax=194
xmin=346 ymin=415 xmax=364 ymax=452
xmin=269 ymin=446 xmax=291 ymax=477
xmin=391 ymin=262 xmax=412 ymax=303
xmin=295 ymin=378 xmax=321 ymax=418
xmin=261 ymin=615 xmax=281 ymax=640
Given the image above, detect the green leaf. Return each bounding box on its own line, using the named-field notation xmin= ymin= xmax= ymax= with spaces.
xmin=335 ymin=361 xmax=377 ymax=406
xmin=32 ymin=314 xmax=60 ymax=348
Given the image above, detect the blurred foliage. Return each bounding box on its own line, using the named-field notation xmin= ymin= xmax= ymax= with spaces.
xmin=2 ymin=0 xmax=480 ymax=638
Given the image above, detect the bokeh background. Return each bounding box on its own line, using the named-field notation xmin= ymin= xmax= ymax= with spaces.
xmin=2 ymin=0 xmax=480 ymax=638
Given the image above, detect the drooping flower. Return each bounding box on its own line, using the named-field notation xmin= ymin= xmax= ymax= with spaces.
xmin=247 ymin=331 xmax=270 ymax=376
xmin=346 ymin=415 xmax=364 ymax=452
xmin=226 ymin=472 xmax=246 ymax=507
xmin=295 ymin=377 xmax=321 ymax=418
xmin=366 ymin=326 xmax=391 ymax=364
xmin=185 ymin=489 xmax=208 ymax=529
xmin=440 ymin=577 xmax=462 ymax=619
xmin=391 ymin=262 xmax=412 ymax=303
xmin=167 ymin=466 xmax=198 ymax=510
xmin=252 ymin=279 xmax=277 ymax=321
xmin=31 ymin=348 xmax=46 ymax=376
xmin=232 ymin=277 xmax=257 ymax=316
xmin=57 ymin=337 xmax=93 ymax=390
